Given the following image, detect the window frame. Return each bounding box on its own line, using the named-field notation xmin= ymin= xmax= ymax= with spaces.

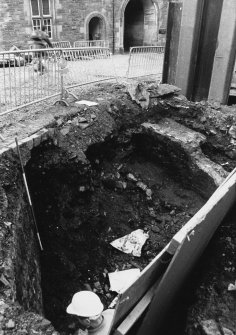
xmin=30 ymin=0 xmax=53 ymax=38
xmin=42 ymin=0 xmax=51 ymax=17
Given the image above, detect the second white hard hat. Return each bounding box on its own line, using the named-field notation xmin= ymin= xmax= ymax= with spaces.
xmin=66 ymin=291 xmax=104 ymax=317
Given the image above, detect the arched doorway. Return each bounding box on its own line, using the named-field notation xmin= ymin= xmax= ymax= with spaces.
xmin=123 ymin=0 xmax=158 ymax=52
xmin=124 ymin=0 xmax=144 ymax=51
xmin=89 ymin=16 xmax=104 ymax=40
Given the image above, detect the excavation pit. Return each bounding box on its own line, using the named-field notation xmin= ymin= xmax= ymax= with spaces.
xmin=23 ymin=124 xmax=219 ymax=333
xmin=0 ymin=83 xmax=235 ymax=334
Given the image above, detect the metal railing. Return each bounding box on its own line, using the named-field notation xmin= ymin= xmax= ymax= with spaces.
xmin=74 ymin=40 xmax=109 ymax=48
xmin=0 ymin=47 xmax=116 ymax=116
xmin=51 ymin=41 xmax=72 ymax=48
xmin=126 ymin=46 xmax=165 ymax=80
xmin=0 ymin=49 xmax=61 ymax=116
xmin=0 ymin=45 xmax=166 ymax=116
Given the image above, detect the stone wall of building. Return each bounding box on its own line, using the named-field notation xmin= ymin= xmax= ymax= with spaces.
xmin=56 ymin=0 xmax=113 ymax=46
xmin=0 ymin=0 xmax=168 ymax=52
xmin=0 ymin=0 xmax=30 ymax=50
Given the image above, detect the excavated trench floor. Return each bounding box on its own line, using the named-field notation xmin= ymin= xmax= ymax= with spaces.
xmin=25 ymin=135 xmax=206 ymax=334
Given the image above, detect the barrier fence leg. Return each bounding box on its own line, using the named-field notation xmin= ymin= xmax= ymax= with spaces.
xmin=53 ymin=70 xmax=70 ymax=106
xmin=53 ymin=58 xmax=78 ymax=106
xmin=126 ymin=49 xmax=132 ymax=80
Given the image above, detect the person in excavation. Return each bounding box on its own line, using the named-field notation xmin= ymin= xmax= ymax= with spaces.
xmin=66 ymin=291 xmax=115 ymax=335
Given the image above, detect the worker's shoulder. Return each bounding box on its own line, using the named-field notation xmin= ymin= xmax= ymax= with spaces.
xmin=88 ymin=309 xmax=115 ymax=335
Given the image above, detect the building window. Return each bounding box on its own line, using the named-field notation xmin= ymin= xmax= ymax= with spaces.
xmin=30 ymin=0 xmax=52 ymax=38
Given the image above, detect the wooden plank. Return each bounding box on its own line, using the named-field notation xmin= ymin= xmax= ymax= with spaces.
xmin=113 ymin=280 xmax=161 ymax=335
xmin=110 ymin=245 xmax=172 ymax=332
xmin=220 ymin=168 xmax=236 ymax=188
xmin=137 ymin=235 xmax=190 ymax=335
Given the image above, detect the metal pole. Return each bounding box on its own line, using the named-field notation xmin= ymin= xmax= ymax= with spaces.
xmin=15 ymin=138 xmax=43 ymax=251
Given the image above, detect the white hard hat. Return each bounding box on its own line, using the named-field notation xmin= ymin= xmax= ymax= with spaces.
xmin=66 ymin=291 xmax=104 ymax=317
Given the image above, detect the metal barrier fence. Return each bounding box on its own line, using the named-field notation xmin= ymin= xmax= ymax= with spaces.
xmin=0 ymin=45 xmax=165 ymax=116
xmin=126 ymin=46 xmax=165 ymax=80
xmin=74 ymin=40 xmax=109 ymax=48
xmin=51 ymin=41 xmax=72 ymax=48
xmin=0 ymin=47 xmax=116 ymax=116
xmin=0 ymin=49 xmax=61 ymax=116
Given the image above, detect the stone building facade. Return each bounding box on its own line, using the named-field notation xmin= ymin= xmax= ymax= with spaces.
xmin=0 ymin=0 xmax=168 ymax=52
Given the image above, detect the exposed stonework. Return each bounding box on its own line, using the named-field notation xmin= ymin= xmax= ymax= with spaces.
xmin=141 ymin=119 xmax=228 ymax=198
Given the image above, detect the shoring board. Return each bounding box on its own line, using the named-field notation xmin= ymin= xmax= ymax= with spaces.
xmin=219 ymin=167 xmax=236 ymax=188
xmin=109 ymin=245 xmax=172 ymax=333
xmin=113 ymin=280 xmax=161 ymax=335
xmin=136 ymin=172 xmax=236 ymax=335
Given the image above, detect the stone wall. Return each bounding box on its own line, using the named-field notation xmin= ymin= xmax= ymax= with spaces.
xmin=0 ymin=0 xmax=168 ymax=52
xmin=0 ymin=0 xmax=30 ymax=50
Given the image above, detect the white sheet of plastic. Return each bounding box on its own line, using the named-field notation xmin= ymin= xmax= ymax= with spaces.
xmin=108 ymin=268 xmax=141 ymax=293
xmin=110 ymin=229 xmax=149 ymax=257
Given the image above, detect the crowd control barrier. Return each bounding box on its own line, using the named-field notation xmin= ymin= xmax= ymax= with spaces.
xmin=0 ymin=47 xmax=115 ymax=116
xmin=51 ymin=41 xmax=72 ymax=48
xmin=126 ymin=46 xmax=165 ymax=80
xmin=74 ymin=40 xmax=109 ymax=48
